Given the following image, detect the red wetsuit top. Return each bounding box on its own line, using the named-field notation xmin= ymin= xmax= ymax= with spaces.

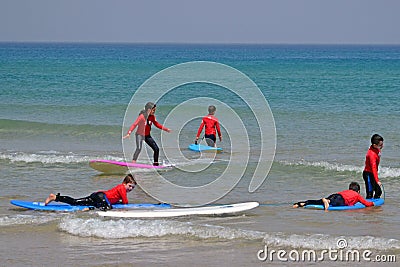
xmin=363 ymin=145 xmax=381 ymax=184
xmin=103 ymin=184 xmax=128 ymax=204
xmin=196 ymin=115 xmax=221 ymax=138
xmin=338 ymin=189 xmax=374 ymax=207
xmin=145 ymin=115 xmax=168 ymax=136
xmin=127 ymin=113 xmax=146 ymax=136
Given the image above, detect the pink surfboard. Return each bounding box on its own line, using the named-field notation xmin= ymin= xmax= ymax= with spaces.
xmin=89 ymin=159 xmax=173 ymax=174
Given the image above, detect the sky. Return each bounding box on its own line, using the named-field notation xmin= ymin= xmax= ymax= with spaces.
xmin=1 ymin=0 xmax=399 ymax=44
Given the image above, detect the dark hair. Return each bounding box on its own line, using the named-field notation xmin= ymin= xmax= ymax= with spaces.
xmin=139 ymin=102 xmax=156 ymax=119
xmin=348 ymin=182 xmax=360 ymax=192
xmin=371 ymin=134 xmax=384 ymax=145
xmin=123 ymin=174 xmax=136 ymax=184
xmin=145 ymin=102 xmax=156 ymax=110
xmin=208 ymin=105 xmax=216 ymax=114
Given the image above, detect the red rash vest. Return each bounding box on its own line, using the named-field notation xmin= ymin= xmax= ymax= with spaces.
xmin=103 ymin=184 xmax=128 ymax=204
xmin=364 ymin=145 xmax=381 ymax=184
xmin=145 ymin=115 xmax=168 ymax=136
xmin=127 ymin=113 xmax=146 ymax=136
xmin=196 ymin=115 xmax=221 ymax=138
xmin=338 ymin=189 xmax=374 ymax=207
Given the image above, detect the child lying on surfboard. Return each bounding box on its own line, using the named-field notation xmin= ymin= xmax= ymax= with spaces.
xmin=292 ymin=182 xmax=374 ymax=211
xmin=44 ymin=174 xmax=136 ymax=210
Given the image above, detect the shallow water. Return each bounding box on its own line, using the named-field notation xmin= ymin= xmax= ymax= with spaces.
xmin=1 ymin=43 xmax=399 ymax=266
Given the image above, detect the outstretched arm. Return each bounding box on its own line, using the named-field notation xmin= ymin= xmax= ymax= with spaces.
xmin=123 ymin=114 xmax=144 ymax=138
xmin=150 ymin=116 xmax=170 ymax=132
xmin=358 ymin=195 xmax=374 ymax=207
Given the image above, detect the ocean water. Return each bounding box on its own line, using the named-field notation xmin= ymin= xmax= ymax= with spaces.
xmin=1 ymin=43 xmax=400 ymax=266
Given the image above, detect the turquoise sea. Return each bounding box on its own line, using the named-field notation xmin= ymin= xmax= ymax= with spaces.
xmin=1 ymin=43 xmax=400 ymax=266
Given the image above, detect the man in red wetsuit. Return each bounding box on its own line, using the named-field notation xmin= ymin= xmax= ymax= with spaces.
xmin=44 ymin=174 xmax=136 ymax=210
xmin=195 ymin=105 xmax=222 ymax=147
xmin=293 ymin=182 xmax=374 ymax=211
xmin=363 ymin=134 xmax=384 ymax=199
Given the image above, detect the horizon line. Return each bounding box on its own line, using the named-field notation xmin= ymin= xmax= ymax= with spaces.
xmin=1 ymin=41 xmax=400 ymax=46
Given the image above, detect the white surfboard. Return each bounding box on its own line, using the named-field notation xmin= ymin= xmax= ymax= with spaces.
xmin=97 ymin=202 xmax=259 ymax=218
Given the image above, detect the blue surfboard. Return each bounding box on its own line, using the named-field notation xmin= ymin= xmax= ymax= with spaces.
xmin=304 ymin=198 xmax=384 ymax=211
xmin=188 ymin=144 xmax=222 ymax=153
xmin=10 ymin=199 xmax=171 ymax=212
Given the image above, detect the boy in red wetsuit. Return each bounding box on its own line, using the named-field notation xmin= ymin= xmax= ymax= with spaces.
xmin=123 ymin=103 xmax=153 ymax=163
xmin=363 ymin=134 xmax=384 ymax=199
xmin=293 ymin=182 xmax=374 ymax=211
xmin=195 ymin=105 xmax=222 ymax=147
xmin=44 ymin=174 xmax=136 ymax=210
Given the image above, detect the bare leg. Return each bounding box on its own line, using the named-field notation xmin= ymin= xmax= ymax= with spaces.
xmin=322 ymin=198 xmax=330 ymax=211
xmin=45 ymin=193 xmax=56 ymax=205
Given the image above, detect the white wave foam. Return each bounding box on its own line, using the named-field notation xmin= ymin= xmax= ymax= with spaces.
xmin=379 ymin=166 xmax=400 ymax=179
xmin=58 ymin=218 xmax=400 ymax=251
xmin=59 ymin=217 xmax=264 ymax=240
xmin=0 ymin=151 xmax=123 ymax=164
xmin=263 ymin=232 xmax=400 ymax=251
xmin=0 ymin=214 xmax=58 ymax=226
xmin=281 ymin=160 xmax=400 ymax=178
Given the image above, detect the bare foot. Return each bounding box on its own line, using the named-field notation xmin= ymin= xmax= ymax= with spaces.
xmin=292 ymin=202 xmax=305 ymax=208
xmin=131 ymin=160 xmax=136 ymax=163
xmin=45 ymin=193 xmax=56 ymax=205
xmin=322 ymin=198 xmax=330 ymax=211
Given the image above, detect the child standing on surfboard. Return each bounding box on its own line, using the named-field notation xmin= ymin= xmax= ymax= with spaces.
xmin=145 ymin=102 xmax=171 ymax=166
xmin=124 ymin=102 xmax=171 ymax=165
xmin=292 ymin=182 xmax=374 ymax=211
xmin=123 ymin=103 xmax=153 ymax=163
xmin=125 ymin=102 xmax=171 ymax=166
xmin=363 ymin=134 xmax=384 ymax=199
xmin=44 ymin=174 xmax=136 ymax=210
xmin=195 ymin=105 xmax=222 ymax=147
